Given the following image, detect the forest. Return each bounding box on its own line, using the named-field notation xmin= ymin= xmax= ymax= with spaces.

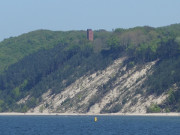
xmin=0 ymin=24 xmax=180 ymax=112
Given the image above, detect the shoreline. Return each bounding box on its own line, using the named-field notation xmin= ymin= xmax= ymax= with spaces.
xmin=0 ymin=112 xmax=180 ymax=116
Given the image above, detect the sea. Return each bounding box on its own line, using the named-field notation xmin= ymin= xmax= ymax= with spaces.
xmin=0 ymin=115 xmax=180 ymax=135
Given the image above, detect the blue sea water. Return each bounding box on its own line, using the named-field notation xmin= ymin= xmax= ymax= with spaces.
xmin=0 ymin=115 xmax=180 ymax=135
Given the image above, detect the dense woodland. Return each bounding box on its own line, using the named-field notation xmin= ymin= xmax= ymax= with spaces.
xmin=0 ymin=24 xmax=180 ymax=112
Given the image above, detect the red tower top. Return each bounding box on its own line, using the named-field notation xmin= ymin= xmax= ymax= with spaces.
xmin=87 ymin=29 xmax=93 ymax=41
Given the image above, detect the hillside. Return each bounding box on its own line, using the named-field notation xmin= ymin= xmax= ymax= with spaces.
xmin=0 ymin=24 xmax=180 ymax=113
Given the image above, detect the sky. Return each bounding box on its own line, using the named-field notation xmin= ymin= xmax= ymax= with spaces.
xmin=0 ymin=0 xmax=180 ymax=41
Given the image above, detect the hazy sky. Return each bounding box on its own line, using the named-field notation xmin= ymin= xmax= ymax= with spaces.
xmin=0 ymin=0 xmax=180 ymax=41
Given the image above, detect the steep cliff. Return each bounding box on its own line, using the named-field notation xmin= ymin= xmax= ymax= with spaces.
xmin=0 ymin=24 xmax=180 ymax=113
xmin=21 ymin=56 xmax=168 ymax=114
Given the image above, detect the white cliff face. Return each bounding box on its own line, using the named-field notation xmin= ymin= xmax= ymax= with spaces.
xmin=26 ymin=57 xmax=168 ymax=114
xmin=88 ymin=60 xmax=168 ymax=114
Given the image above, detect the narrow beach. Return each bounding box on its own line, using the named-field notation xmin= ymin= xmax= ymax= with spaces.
xmin=0 ymin=112 xmax=180 ymax=116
